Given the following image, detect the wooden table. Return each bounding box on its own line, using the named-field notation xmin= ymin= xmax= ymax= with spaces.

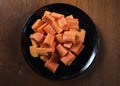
xmin=0 ymin=0 xmax=120 ymax=86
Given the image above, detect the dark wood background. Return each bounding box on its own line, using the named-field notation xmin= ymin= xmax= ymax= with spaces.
xmin=0 ymin=0 xmax=120 ymax=86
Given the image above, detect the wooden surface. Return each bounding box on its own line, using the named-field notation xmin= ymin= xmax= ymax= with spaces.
xmin=0 ymin=0 xmax=120 ymax=86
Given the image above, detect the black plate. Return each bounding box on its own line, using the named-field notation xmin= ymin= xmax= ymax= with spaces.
xmin=21 ymin=3 xmax=99 ymax=80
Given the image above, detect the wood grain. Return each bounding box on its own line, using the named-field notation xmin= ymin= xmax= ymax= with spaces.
xmin=0 ymin=0 xmax=120 ymax=86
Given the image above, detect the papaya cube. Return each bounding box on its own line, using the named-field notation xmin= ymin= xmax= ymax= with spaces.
xmin=57 ymin=17 xmax=68 ymax=30
xmin=63 ymin=31 xmax=75 ymax=44
xmin=43 ymin=24 xmax=56 ymax=35
xmin=61 ymin=51 xmax=75 ymax=66
xmin=30 ymin=33 xmax=44 ymax=42
xmin=44 ymin=60 xmax=59 ymax=73
xmin=43 ymin=34 xmax=55 ymax=47
xmin=42 ymin=12 xmax=55 ymax=23
xmin=29 ymin=46 xmax=38 ymax=57
xmin=56 ymin=44 xmax=68 ymax=57
xmin=51 ymin=12 xmax=64 ymax=20
xmin=31 ymin=19 xmax=44 ymax=32
xmin=51 ymin=21 xmax=63 ymax=33
xmin=55 ymin=33 xmax=64 ymax=43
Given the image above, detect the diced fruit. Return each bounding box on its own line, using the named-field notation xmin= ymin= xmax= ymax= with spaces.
xmin=37 ymin=23 xmax=47 ymax=34
xmin=79 ymin=29 xmax=86 ymax=43
xmin=31 ymin=19 xmax=44 ymax=32
xmin=36 ymin=48 xmax=48 ymax=56
xmin=44 ymin=11 xmax=51 ymax=15
xmin=70 ymin=29 xmax=81 ymax=41
xmin=44 ymin=60 xmax=59 ymax=73
xmin=51 ymin=21 xmax=63 ymax=33
xmin=66 ymin=18 xmax=79 ymax=29
xmin=29 ymin=11 xmax=86 ymax=73
xmin=49 ymin=53 xmax=60 ymax=63
xmin=55 ymin=33 xmax=64 ymax=43
xmin=56 ymin=44 xmax=68 ymax=57
xmin=47 ymin=47 xmax=55 ymax=54
xmin=29 ymin=46 xmax=38 ymax=57
xmin=43 ymin=24 xmax=56 ymax=35
xmin=30 ymin=33 xmax=44 ymax=42
xmin=43 ymin=34 xmax=55 ymax=47
xmin=77 ymin=44 xmax=85 ymax=55
xmin=42 ymin=12 xmax=55 ymax=23
xmin=51 ymin=12 xmax=64 ymax=20
xmin=71 ymin=41 xmax=82 ymax=55
xmin=40 ymin=56 xmax=49 ymax=62
xmin=63 ymin=42 xmax=72 ymax=49
xmin=66 ymin=15 xmax=73 ymax=19
xmin=61 ymin=51 xmax=75 ymax=66
xmin=31 ymin=39 xmax=38 ymax=46
xmin=58 ymin=17 xmax=68 ymax=30
xmin=63 ymin=31 xmax=75 ymax=44
xmin=51 ymin=41 xmax=57 ymax=47
xmin=40 ymin=43 xmax=46 ymax=48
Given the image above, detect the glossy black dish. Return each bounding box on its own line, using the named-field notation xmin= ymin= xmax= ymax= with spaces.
xmin=21 ymin=3 xmax=99 ymax=80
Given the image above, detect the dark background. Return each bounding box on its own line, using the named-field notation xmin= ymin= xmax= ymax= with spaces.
xmin=0 ymin=0 xmax=120 ymax=86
